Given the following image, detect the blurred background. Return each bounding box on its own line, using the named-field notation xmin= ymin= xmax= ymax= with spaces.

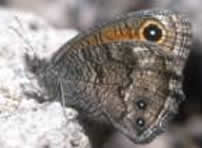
xmin=1 ymin=0 xmax=202 ymax=148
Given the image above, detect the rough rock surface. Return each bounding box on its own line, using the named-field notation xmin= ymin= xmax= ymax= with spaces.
xmin=0 ymin=8 xmax=90 ymax=148
xmin=0 ymin=100 xmax=90 ymax=148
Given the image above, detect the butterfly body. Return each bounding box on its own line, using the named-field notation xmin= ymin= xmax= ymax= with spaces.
xmin=27 ymin=9 xmax=192 ymax=145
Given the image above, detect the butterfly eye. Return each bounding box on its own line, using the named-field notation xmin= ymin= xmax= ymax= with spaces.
xmin=139 ymin=20 xmax=165 ymax=43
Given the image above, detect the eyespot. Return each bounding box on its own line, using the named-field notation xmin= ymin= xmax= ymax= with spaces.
xmin=139 ymin=20 xmax=165 ymax=43
xmin=136 ymin=117 xmax=145 ymax=127
xmin=136 ymin=100 xmax=147 ymax=110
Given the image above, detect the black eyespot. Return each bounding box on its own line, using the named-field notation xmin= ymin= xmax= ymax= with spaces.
xmin=136 ymin=118 xmax=145 ymax=127
xmin=143 ymin=24 xmax=162 ymax=42
xmin=136 ymin=100 xmax=147 ymax=110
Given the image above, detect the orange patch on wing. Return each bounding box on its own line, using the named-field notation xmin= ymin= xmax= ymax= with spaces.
xmin=101 ymin=25 xmax=139 ymax=42
xmin=73 ymin=25 xmax=140 ymax=49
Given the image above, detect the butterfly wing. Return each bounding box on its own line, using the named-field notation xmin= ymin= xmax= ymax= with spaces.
xmin=47 ymin=40 xmax=178 ymax=143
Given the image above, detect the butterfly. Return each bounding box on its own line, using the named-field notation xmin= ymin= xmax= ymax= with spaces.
xmin=26 ymin=9 xmax=192 ymax=146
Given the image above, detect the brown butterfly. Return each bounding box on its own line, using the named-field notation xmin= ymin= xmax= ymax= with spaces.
xmin=26 ymin=9 xmax=192 ymax=146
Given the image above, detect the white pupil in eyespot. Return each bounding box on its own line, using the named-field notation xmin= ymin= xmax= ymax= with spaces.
xmin=150 ymin=30 xmax=156 ymax=36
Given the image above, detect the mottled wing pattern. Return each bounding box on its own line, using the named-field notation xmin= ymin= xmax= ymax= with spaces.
xmin=51 ymin=41 xmax=172 ymax=143
xmin=34 ymin=9 xmax=192 ymax=144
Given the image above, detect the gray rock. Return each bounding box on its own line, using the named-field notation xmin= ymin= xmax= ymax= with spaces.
xmin=0 ymin=100 xmax=90 ymax=148
xmin=0 ymin=8 xmax=90 ymax=148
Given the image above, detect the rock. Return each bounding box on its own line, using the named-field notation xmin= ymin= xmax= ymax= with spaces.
xmin=0 ymin=8 xmax=90 ymax=148
xmin=5 ymin=0 xmax=150 ymax=30
xmin=0 ymin=100 xmax=90 ymax=148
